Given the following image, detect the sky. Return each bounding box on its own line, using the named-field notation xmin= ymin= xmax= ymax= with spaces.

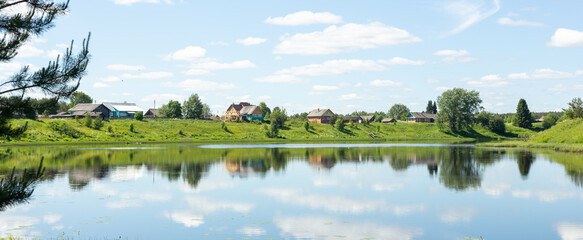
xmin=2 ymin=0 xmax=583 ymax=115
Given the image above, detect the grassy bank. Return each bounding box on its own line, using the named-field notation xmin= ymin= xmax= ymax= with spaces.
xmin=478 ymin=119 xmax=583 ymax=152
xmin=0 ymin=118 xmax=532 ymax=146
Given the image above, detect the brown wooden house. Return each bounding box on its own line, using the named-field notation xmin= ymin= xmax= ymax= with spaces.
xmin=406 ymin=112 xmax=436 ymax=123
xmin=224 ymin=102 xmax=251 ymax=121
xmin=307 ymin=108 xmax=335 ymax=124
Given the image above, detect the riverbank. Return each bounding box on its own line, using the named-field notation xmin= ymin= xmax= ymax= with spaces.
xmin=0 ymin=118 xmax=534 ymax=146
xmin=477 ymin=119 xmax=583 ymax=153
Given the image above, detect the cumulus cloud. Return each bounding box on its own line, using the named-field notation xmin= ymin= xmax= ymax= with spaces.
xmin=107 ymin=64 xmax=146 ymax=71
xmin=185 ymin=60 xmax=256 ymax=75
xmin=276 ymin=59 xmax=385 ymax=76
xmin=433 ymin=49 xmax=475 ymax=63
xmin=165 ymin=46 xmax=206 ymax=61
xmin=274 ymin=22 xmax=421 ymax=55
xmin=443 ymin=0 xmax=500 ymax=36
xmin=497 ymin=17 xmax=544 ymax=27
xmin=265 ymin=11 xmax=342 ymax=26
xmin=467 ymin=74 xmax=508 ymax=88
xmin=17 ymin=45 xmax=44 ymax=58
xmin=253 ymin=74 xmax=306 ymax=83
xmin=121 ymin=72 xmax=173 ymax=79
xmin=548 ymin=28 xmax=583 ymax=47
xmin=369 ymin=79 xmax=403 ymax=87
xmin=548 ymin=84 xmax=583 ymax=93
xmin=312 ymin=85 xmax=339 ymax=91
xmin=93 ymin=82 xmax=109 ymax=88
xmin=556 ymin=223 xmax=583 ymax=240
xmin=379 ymin=57 xmax=425 ymax=65
xmin=236 ymin=37 xmax=267 ymax=46
xmin=507 ymin=68 xmax=583 ymax=80
xmin=163 ymin=79 xmax=236 ymax=91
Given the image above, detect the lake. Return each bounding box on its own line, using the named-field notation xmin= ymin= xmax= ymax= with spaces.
xmin=0 ymin=143 xmax=582 ymax=240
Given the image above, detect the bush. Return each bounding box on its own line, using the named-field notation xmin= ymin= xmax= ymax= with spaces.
xmin=265 ymin=123 xmax=279 ymax=138
xmin=542 ymin=113 xmax=559 ymax=129
xmin=48 ymin=121 xmax=83 ymax=138
xmin=221 ymin=122 xmax=228 ymax=132
xmin=489 ymin=115 xmax=505 ymax=134
xmin=135 ymin=111 xmax=144 ymax=121
xmin=84 ymin=112 xmax=92 ymax=128
xmin=303 ymin=121 xmax=309 ymax=131
xmin=129 ymin=123 xmax=135 ymax=133
xmin=93 ymin=117 xmax=104 ymax=130
xmin=41 ymin=110 xmax=50 ymax=117
xmin=335 ymin=117 xmax=345 ymax=131
xmin=329 ymin=115 xmax=337 ymax=125
xmin=107 ymin=126 xmax=113 ymax=133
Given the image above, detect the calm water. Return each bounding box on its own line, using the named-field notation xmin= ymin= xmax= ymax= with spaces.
xmin=1 ymin=143 xmax=583 ymax=240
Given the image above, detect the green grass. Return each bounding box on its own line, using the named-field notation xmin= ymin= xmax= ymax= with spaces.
xmin=478 ymin=119 xmax=583 ymax=152
xmin=0 ymin=118 xmax=534 ymax=146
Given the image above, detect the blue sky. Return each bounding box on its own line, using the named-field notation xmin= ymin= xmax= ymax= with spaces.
xmin=4 ymin=0 xmax=583 ymax=115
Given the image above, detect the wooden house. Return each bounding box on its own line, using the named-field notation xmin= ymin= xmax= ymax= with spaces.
xmin=406 ymin=112 xmax=436 ymax=123
xmin=144 ymin=108 xmax=159 ymax=118
xmin=67 ymin=103 xmax=110 ymax=120
xmin=381 ymin=118 xmax=396 ymax=123
xmin=103 ymin=102 xmax=144 ymax=119
xmin=360 ymin=115 xmax=376 ymax=123
xmin=343 ymin=116 xmax=362 ymax=123
xmin=307 ymin=108 xmax=334 ymax=124
xmin=240 ymin=105 xmax=264 ymax=121
xmin=224 ymin=102 xmax=251 ymax=121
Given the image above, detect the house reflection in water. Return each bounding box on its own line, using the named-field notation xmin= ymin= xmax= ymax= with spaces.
xmin=225 ymin=160 xmax=266 ymax=178
xmin=308 ymin=154 xmax=336 ymax=170
xmin=407 ymin=153 xmax=438 ymax=176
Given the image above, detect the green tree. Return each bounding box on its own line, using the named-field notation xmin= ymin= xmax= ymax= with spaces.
xmin=41 ymin=110 xmax=50 ymax=117
xmin=425 ymin=100 xmax=437 ymax=114
xmin=542 ymin=113 xmax=559 ymax=129
xmin=159 ymin=100 xmax=182 ymax=118
xmin=564 ymin=97 xmax=583 ymax=119
xmin=0 ymin=1 xmax=90 ymax=135
xmin=335 ymin=117 xmax=345 ymax=131
xmin=258 ymin=102 xmax=271 ymax=116
xmin=513 ymin=99 xmax=532 ymax=128
xmin=93 ymin=117 xmax=103 ymax=130
xmin=68 ymin=91 xmax=93 ymax=108
xmin=270 ymin=108 xmax=287 ymax=129
xmin=436 ymin=88 xmax=482 ymax=132
xmin=202 ymin=104 xmax=211 ymax=118
xmin=388 ymin=104 xmax=410 ymax=121
xmin=303 ymin=121 xmax=309 ymax=131
xmin=489 ymin=115 xmax=505 ymax=134
xmin=84 ymin=112 xmax=92 ymax=128
xmin=182 ymin=94 xmax=203 ymax=119
xmin=134 ymin=111 xmax=144 ymax=121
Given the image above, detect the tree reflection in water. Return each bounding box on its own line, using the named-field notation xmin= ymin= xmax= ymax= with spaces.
xmin=517 ymin=151 xmax=535 ymax=179
xmin=0 ymin=159 xmax=44 ymax=211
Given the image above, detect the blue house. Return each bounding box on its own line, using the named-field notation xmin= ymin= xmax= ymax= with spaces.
xmin=103 ymin=102 xmax=144 ymax=119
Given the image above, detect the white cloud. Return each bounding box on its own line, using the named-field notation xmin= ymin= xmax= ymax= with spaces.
xmin=43 ymin=214 xmax=62 ymax=224
xmin=121 ymin=72 xmax=174 ymax=79
xmin=254 ymin=74 xmax=306 ymax=83
xmin=439 ymin=207 xmax=477 ymax=223
xmin=312 ymin=85 xmax=339 ymax=91
xmin=164 ymin=212 xmax=204 ymax=228
xmin=497 ymin=17 xmax=544 ymax=27
xmin=164 ymin=79 xmax=236 ymax=91
xmin=369 ymin=79 xmax=403 ymax=87
xmin=556 ymin=223 xmax=583 ymax=240
xmin=46 ymin=50 xmax=63 ymax=59
xmin=508 ymin=69 xmax=583 ymax=80
xmin=0 ymin=62 xmax=22 ymax=72
xmin=275 ymin=216 xmax=423 ymax=240
xmin=166 ymin=46 xmax=206 ymax=61
xmin=0 ymin=216 xmax=39 ymax=238
xmin=274 ymin=22 xmax=421 ymax=55
xmin=548 ymin=84 xmax=583 ymax=93
xmin=433 ymin=49 xmax=475 ymax=63
xmin=109 ymin=166 xmax=145 ymax=182
xmin=113 ymin=0 xmax=159 ymax=6
xmin=101 ymin=76 xmax=122 ymax=82
xmin=236 ymin=227 xmax=266 ymax=237
xmin=379 ymin=57 xmax=425 ymax=65
xmin=140 ymin=93 xmax=185 ymax=102
xmin=265 ymin=11 xmax=342 ymax=26
xmin=443 ymin=0 xmax=500 ymax=36
xmin=548 ymin=28 xmax=583 ymax=47
xmin=105 ymin=192 xmax=171 ymax=209
xmin=467 ymin=74 xmax=508 ymax=88
xmin=236 ymin=37 xmax=267 ymax=46
xmin=185 ymin=60 xmax=256 ymax=75
xmin=93 ymin=82 xmax=109 ymax=88
xmin=225 ymin=95 xmax=251 ymax=102
xmin=338 ymin=93 xmax=373 ymax=101
xmin=107 ymin=64 xmax=146 ymax=71
xmin=17 ymin=45 xmax=44 ymax=58
xmin=276 ymin=59 xmax=386 ymax=76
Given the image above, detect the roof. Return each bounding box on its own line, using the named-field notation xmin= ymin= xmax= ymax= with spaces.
xmin=360 ymin=115 xmax=375 ymax=121
xmin=382 ymin=118 xmax=396 ymax=123
xmin=408 ymin=112 xmax=436 ymax=119
xmin=228 ymin=102 xmax=252 ymax=113
xmin=308 ymin=108 xmax=333 ymax=117
xmin=344 ymin=116 xmax=362 ymax=121
xmin=240 ymin=105 xmax=260 ymax=115
xmin=71 ymin=111 xmax=103 ymax=117
xmin=103 ymin=102 xmax=144 ymax=112
xmin=145 ymin=108 xmax=159 ymax=116
xmin=68 ymin=103 xmax=102 ymax=112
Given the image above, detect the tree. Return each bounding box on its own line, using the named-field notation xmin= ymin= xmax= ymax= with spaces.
xmin=513 ymin=99 xmax=532 ymax=128
xmin=134 ymin=111 xmax=144 ymax=121
xmin=436 ymin=88 xmax=482 ymax=132
xmin=84 ymin=112 xmax=92 ymax=127
xmin=182 ymin=94 xmax=203 ymax=119
xmin=270 ymin=108 xmax=287 ymax=129
xmin=564 ymin=97 xmax=583 ymax=119
xmin=68 ymin=91 xmax=93 ymax=108
xmin=335 ymin=117 xmax=345 ymax=131
xmin=258 ymin=102 xmax=271 ymax=116
xmin=425 ymin=100 xmax=437 ymax=114
xmin=542 ymin=113 xmax=559 ymax=129
xmin=388 ymin=104 xmax=410 ymax=121
xmin=303 ymin=121 xmax=309 ymax=131
xmin=202 ymin=104 xmax=211 ymax=118
xmin=159 ymin=100 xmax=182 ymax=118
xmin=0 ymin=1 xmax=90 ymax=134
xmin=93 ymin=117 xmax=103 ymax=130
